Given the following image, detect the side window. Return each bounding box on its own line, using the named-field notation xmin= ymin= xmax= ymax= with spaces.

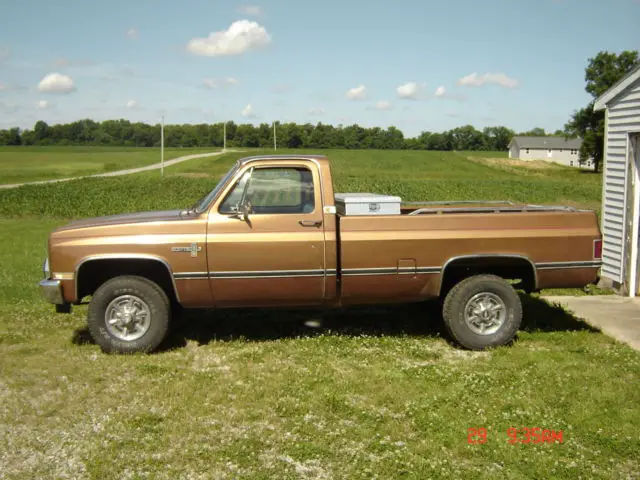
xmin=219 ymin=167 xmax=315 ymax=214
xmin=219 ymin=170 xmax=251 ymax=213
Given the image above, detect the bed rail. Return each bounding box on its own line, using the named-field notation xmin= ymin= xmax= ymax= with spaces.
xmin=406 ymin=204 xmax=582 ymax=216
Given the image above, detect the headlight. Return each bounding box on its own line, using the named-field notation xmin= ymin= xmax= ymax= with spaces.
xmin=43 ymin=258 xmax=50 ymax=279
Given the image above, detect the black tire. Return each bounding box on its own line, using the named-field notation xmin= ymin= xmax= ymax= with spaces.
xmin=442 ymin=274 xmax=522 ymax=350
xmin=87 ymin=275 xmax=171 ymax=354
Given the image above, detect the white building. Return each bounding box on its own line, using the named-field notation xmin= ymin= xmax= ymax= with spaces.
xmin=507 ymin=136 xmax=590 ymax=168
xmin=594 ymin=64 xmax=640 ymax=296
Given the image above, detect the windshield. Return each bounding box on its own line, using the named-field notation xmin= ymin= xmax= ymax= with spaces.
xmin=193 ymin=162 xmax=240 ymax=213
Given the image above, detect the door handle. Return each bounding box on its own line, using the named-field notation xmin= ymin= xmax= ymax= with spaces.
xmin=299 ymin=220 xmax=322 ymax=227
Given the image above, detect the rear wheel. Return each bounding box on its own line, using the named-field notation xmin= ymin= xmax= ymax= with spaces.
xmin=442 ymin=274 xmax=522 ymax=350
xmin=87 ymin=275 xmax=170 ymax=354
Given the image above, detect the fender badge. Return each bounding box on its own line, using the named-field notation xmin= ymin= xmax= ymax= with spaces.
xmin=171 ymin=243 xmax=202 ymax=257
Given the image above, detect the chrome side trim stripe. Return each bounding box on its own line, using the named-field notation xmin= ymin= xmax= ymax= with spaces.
xmin=341 ymin=267 xmax=397 ymax=276
xmin=174 ymin=272 xmax=209 ymax=279
xmin=535 ymin=261 xmax=602 ymax=270
xmin=174 ymin=267 xmax=443 ymax=280
xmin=416 ymin=267 xmax=442 ymax=274
xmin=341 ymin=267 xmax=441 ymax=276
xmin=173 ymin=261 xmax=600 ymax=281
xmin=212 ymin=269 xmax=326 ymax=279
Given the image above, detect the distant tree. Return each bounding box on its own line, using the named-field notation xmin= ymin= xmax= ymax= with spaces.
xmin=565 ymin=50 xmax=639 ymax=172
xmin=483 ymin=126 xmax=515 ymax=151
xmin=33 ymin=121 xmax=50 ymax=144
xmin=1 ymin=127 xmax=22 ymax=145
xmin=520 ymin=127 xmax=546 ymax=136
xmin=427 ymin=133 xmax=451 ymax=151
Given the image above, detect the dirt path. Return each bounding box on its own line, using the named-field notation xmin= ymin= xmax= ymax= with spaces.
xmin=0 ymin=150 xmax=234 ymax=190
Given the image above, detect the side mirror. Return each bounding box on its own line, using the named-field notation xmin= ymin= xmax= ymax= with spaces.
xmin=232 ymin=199 xmax=252 ymax=222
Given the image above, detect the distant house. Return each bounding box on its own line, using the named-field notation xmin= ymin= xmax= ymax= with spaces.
xmin=507 ymin=136 xmax=590 ymax=168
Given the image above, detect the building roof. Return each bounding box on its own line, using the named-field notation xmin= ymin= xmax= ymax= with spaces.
xmin=594 ymin=63 xmax=640 ymax=111
xmin=509 ymin=136 xmax=583 ymax=149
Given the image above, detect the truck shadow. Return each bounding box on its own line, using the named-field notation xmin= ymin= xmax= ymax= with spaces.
xmin=71 ymin=294 xmax=600 ymax=351
xmin=157 ymin=294 xmax=600 ymax=351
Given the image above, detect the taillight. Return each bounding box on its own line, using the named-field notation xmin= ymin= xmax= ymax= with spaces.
xmin=593 ymin=239 xmax=602 ymax=259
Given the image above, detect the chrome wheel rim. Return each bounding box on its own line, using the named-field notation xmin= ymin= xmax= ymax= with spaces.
xmin=464 ymin=292 xmax=507 ymax=335
xmin=104 ymin=295 xmax=151 ymax=341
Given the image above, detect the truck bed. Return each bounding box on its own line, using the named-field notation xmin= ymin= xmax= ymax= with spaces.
xmin=335 ymin=205 xmax=601 ymax=302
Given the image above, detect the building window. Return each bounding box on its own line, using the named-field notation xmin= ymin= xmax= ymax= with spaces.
xmin=525 ymin=148 xmax=530 ymax=154
xmin=570 ymin=161 xmax=574 ymax=166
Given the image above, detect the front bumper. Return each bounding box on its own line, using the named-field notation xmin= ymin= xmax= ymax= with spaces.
xmin=39 ymin=279 xmax=65 ymax=305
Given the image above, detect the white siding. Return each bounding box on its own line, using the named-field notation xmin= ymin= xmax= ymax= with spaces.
xmin=514 ymin=147 xmax=583 ymax=166
xmin=601 ymin=80 xmax=640 ymax=284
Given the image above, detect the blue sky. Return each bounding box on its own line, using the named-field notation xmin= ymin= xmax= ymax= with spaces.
xmin=0 ymin=0 xmax=638 ymax=137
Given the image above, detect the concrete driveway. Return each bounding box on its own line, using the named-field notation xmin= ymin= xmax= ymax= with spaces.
xmin=543 ymin=295 xmax=640 ymax=350
xmin=0 ymin=150 xmax=235 ymax=190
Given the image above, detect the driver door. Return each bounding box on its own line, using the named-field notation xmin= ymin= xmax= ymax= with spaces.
xmin=206 ymin=162 xmax=326 ymax=307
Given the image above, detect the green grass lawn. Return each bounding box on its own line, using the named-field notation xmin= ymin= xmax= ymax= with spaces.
xmin=1 ymin=148 xmax=638 ymax=479
xmin=0 ymin=146 xmax=220 ymax=185
xmin=0 ymin=218 xmax=638 ymax=479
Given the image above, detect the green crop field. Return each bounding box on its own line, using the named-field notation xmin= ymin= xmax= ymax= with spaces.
xmin=0 ymin=146 xmax=220 ymax=185
xmin=0 ymin=148 xmax=638 ymax=479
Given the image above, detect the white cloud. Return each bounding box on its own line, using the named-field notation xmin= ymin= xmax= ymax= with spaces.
xmin=126 ymin=99 xmax=138 ymax=109
xmin=457 ymin=72 xmax=519 ymax=88
xmin=187 ymin=20 xmax=271 ymax=57
xmin=238 ymin=5 xmax=263 ymax=16
xmin=374 ymin=100 xmax=393 ymax=110
xmin=36 ymin=100 xmax=50 ymax=110
xmin=346 ymin=84 xmax=367 ymax=100
xmin=308 ymin=107 xmax=325 ymax=116
xmin=397 ymin=82 xmax=426 ymax=100
xmin=126 ymin=28 xmax=138 ymax=40
xmin=241 ymin=103 xmax=257 ymax=118
xmin=435 ymin=86 xmax=446 ymax=97
xmin=38 ymin=73 xmax=76 ymax=93
xmin=203 ymin=77 xmax=239 ymax=89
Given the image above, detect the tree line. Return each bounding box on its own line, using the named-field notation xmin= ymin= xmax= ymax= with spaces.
xmin=0 ymin=119 xmax=567 ymax=152
xmin=565 ymin=50 xmax=639 ymax=172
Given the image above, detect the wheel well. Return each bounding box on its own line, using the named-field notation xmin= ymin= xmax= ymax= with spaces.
xmin=439 ymin=256 xmax=536 ymax=297
xmin=76 ymin=258 xmax=177 ymax=303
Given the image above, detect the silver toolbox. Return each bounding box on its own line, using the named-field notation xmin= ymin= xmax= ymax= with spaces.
xmin=334 ymin=193 xmax=402 ymax=216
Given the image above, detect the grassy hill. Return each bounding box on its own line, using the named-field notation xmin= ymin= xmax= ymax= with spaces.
xmin=0 ymin=148 xmax=602 ymax=218
xmin=0 ymin=146 xmax=220 ymax=184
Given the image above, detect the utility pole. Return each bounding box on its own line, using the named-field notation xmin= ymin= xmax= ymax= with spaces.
xmin=273 ymin=121 xmax=277 ymax=151
xmin=160 ymin=115 xmax=164 ymax=177
xmin=223 ymin=121 xmax=226 ymax=152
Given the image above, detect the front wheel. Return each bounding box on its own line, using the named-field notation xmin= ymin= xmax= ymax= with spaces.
xmin=442 ymin=274 xmax=522 ymax=350
xmin=87 ymin=275 xmax=171 ymax=354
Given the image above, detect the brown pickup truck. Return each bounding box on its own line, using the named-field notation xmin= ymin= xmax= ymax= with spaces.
xmin=39 ymin=154 xmax=602 ymax=353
